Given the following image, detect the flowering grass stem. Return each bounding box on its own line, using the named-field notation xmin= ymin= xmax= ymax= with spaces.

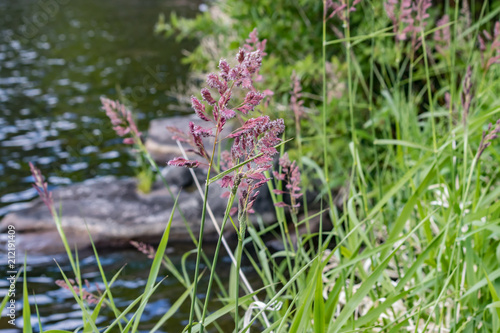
xmin=188 ymin=129 xmax=220 ymax=333
xmin=199 ymin=188 xmax=237 ymax=330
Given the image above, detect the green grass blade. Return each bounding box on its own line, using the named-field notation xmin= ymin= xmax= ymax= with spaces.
xmin=240 ymin=258 xmax=317 ymax=333
xmin=484 ymin=269 xmax=500 ymax=321
xmin=23 ymin=255 xmax=33 ymax=333
xmin=0 ymin=270 xmax=21 ymax=319
xmin=461 ymin=268 xmax=500 ymax=300
xmin=53 ymin=261 xmax=99 ymax=333
xmin=189 ymin=292 xmax=258 ymax=333
xmin=33 ymin=293 xmax=43 ymax=332
xmin=131 ymin=194 xmax=178 ymax=332
xmin=366 ymin=152 xmax=433 ymax=221
xmin=85 ymin=223 xmax=125 ymax=329
xmin=326 ymin=247 xmax=399 ymax=333
xmin=89 ymin=265 xmax=125 ymax=325
xmin=313 ymin=261 xmax=325 ymax=333
xmin=104 ymin=277 xmax=167 ymax=333
xmin=151 ymin=281 xmax=195 ymax=332
xmin=379 ymin=162 xmax=436 ymax=259
xmin=374 ymin=139 xmax=436 ymax=152
xmin=288 ymin=264 xmax=316 ymax=333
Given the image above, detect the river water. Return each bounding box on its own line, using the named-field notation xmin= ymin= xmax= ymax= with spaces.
xmin=0 ymin=0 xmax=240 ymax=331
xmin=0 ymin=0 xmax=200 ymax=216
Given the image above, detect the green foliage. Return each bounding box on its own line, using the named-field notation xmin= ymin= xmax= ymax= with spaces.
xmin=18 ymin=0 xmax=500 ymax=332
xmin=153 ymin=0 xmax=500 ymax=331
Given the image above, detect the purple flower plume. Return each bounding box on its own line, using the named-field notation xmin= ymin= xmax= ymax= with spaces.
xmin=327 ymin=0 xmax=362 ymax=22
xmin=168 ymin=157 xmax=201 ymax=168
xmin=29 ymin=162 xmax=55 ymax=216
xmin=244 ymin=28 xmax=267 ymax=56
xmin=478 ymin=21 xmax=500 ymax=71
xmin=477 ymin=119 xmax=500 ymax=159
xmin=167 ymin=44 xmax=271 ymax=168
xmin=461 ymin=66 xmax=473 ymax=125
xmin=55 ymin=279 xmax=100 ymax=305
xmin=384 ymin=0 xmax=432 ymax=51
xmin=100 ymin=97 xmax=142 ymax=145
xmin=290 ymin=71 xmax=305 ymax=121
xmin=434 ymin=15 xmax=451 ymax=55
xmin=167 ymin=34 xmax=285 ymax=219
xmin=243 ymin=28 xmax=268 ymax=86
xmin=272 ymin=153 xmax=303 ymax=214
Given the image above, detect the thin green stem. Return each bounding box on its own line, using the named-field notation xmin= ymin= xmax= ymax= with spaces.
xmin=200 ymin=189 xmax=237 ymax=330
xmin=234 ymin=233 xmax=243 ymax=331
xmin=322 ymin=0 xmax=328 ymax=186
xmin=188 ymin=127 xmax=221 ymax=333
xmin=421 ymin=31 xmax=437 ymax=152
xmin=322 ymin=0 xmax=339 ymax=240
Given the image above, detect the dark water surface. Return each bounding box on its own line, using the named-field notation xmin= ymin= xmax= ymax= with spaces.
xmin=0 ymin=0 xmax=241 ymax=331
xmin=0 ymin=248 xmax=238 ymax=332
xmin=0 ymin=0 xmax=201 ymax=216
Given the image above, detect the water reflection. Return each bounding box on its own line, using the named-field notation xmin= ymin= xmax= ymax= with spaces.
xmin=0 ymin=0 xmax=201 ymax=216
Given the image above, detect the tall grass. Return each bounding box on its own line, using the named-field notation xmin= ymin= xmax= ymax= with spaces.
xmin=5 ymin=1 xmax=500 ymax=332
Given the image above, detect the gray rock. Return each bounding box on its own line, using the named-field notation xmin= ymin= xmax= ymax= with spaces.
xmin=0 ymin=174 xmax=276 ymax=254
xmin=144 ymin=115 xmax=234 ymax=164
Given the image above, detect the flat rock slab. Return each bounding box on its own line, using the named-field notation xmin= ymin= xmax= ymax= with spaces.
xmin=145 ymin=115 xmax=234 ymax=164
xmin=0 ymin=171 xmax=276 ymax=255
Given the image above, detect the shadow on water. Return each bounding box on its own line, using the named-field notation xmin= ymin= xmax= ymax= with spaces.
xmin=0 ymin=0 xmax=250 ymax=331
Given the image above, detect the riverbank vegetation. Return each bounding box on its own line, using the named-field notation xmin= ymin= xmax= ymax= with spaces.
xmin=5 ymin=0 xmax=500 ymax=332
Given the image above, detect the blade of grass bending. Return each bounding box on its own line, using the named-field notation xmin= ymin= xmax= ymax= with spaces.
xmin=326 ymin=210 xmax=436 ymax=333
xmin=151 ymin=281 xmax=195 ymax=332
xmin=354 ymin=290 xmax=411 ymax=327
xmin=240 ymin=257 xmax=317 ymax=333
xmin=273 ymin=288 xmax=303 ymax=333
xmin=378 ymin=161 xmax=436 ymax=260
xmin=459 ymin=6 xmax=500 ymax=39
xmin=395 ymin=228 xmax=445 ymax=292
xmin=84 ymin=222 xmax=125 ymax=330
xmin=484 ymin=269 xmax=500 ymax=321
xmin=288 ymin=260 xmax=317 ymax=333
xmin=461 ymin=268 xmax=500 ymax=300
xmin=32 ymin=294 xmax=43 ymax=332
xmin=189 ymin=292 xmax=258 ymax=333
xmin=53 ymin=260 xmax=100 ymax=333
xmin=23 ymin=255 xmax=33 ymax=333
xmin=0 ymin=270 xmax=21 ymax=319
xmin=365 ymin=151 xmax=434 ymax=221
xmin=52 ymin=206 xmax=77 ymax=276
xmin=89 ymin=265 xmax=126 ymax=326
xmin=326 ymin=247 xmax=400 ymax=333
xmin=324 ymin=26 xmax=393 ymax=46
xmin=374 ymin=139 xmax=436 ymax=152
xmin=131 ymin=193 xmax=179 ymax=332
xmin=107 ymin=277 xmax=168 ymax=333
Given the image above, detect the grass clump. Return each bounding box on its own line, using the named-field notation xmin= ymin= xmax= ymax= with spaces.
xmin=7 ymin=1 xmax=500 ymax=332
